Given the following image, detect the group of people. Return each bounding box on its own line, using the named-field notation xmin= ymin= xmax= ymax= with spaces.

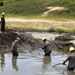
xmin=11 ymin=37 xmax=52 ymax=57
xmin=0 ymin=12 xmax=75 ymax=71
xmin=12 ymin=37 xmax=75 ymax=71
xmin=42 ymin=37 xmax=75 ymax=71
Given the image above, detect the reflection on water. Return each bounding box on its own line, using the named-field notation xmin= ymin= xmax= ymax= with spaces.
xmin=0 ymin=49 xmax=75 ymax=75
xmin=12 ymin=56 xmax=18 ymax=71
xmin=0 ymin=52 xmax=5 ymax=71
xmin=43 ymin=56 xmax=51 ymax=69
xmin=67 ymin=70 xmax=75 ymax=75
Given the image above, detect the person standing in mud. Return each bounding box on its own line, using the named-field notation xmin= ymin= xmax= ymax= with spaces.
xmin=42 ymin=37 xmax=52 ymax=56
xmin=63 ymin=47 xmax=75 ymax=70
xmin=1 ymin=12 xmax=5 ymax=32
xmin=11 ymin=37 xmax=20 ymax=56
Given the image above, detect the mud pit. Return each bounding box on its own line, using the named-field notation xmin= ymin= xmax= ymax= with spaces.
xmin=0 ymin=32 xmax=75 ymax=75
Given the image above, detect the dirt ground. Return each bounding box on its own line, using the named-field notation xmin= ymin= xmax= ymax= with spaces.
xmin=0 ymin=31 xmax=44 ymax=52
xmin=6 ymin=18 xmax=75 ymax=31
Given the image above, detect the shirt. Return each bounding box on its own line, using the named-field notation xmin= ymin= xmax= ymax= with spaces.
xmin=11 ymin=40 xmax=18 ymax=51
xmin=67 ymin=52 xmax=75 ymax=69
xmin=42 ymin=41 xmax=52 ymax=53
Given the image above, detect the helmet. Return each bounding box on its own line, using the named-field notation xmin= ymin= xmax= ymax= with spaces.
xmin=69 ymin=47 xmax=75 ymax=52
xmin=2 ymin=12 xmax=5 ymax=15
xmin=17 ymin=37 xmax=20 ymax=41
xmin=42 ymin=37 xmax=46 ymax=41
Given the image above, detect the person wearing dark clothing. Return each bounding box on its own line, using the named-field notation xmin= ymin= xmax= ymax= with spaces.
xmin=1 ymin=12 xmax=5 ymax=32
xmin=11 ymin=37 xmax=20 ymax=56
xmin=42 ymin=37 xmax=52 ymax=56
xmin=63 ymin=47 xmax=75 ymax=70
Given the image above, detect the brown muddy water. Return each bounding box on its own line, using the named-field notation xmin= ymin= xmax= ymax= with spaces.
xmin=0 ymin=32 xmax=75 ymax=75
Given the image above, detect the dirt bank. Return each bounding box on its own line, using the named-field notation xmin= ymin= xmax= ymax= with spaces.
xmin=0 ymin=18 xmax=75 ymax=52
xmin=0 ymin=31 xmax=44 ymax=51
xmin=6 ymin=18 xmax=75 ymax=31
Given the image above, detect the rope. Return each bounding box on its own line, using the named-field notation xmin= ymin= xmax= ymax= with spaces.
xmin=53 ymin=63 xmax=67 ymax=68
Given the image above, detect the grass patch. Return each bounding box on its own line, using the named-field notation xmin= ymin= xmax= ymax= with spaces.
xmin=0 ymin=0 xmax=75 ymax=33
xmin=0 ymin=0 xmax=75 ymax=19
xmin=5 ymin=18 xmax=75 ymax=33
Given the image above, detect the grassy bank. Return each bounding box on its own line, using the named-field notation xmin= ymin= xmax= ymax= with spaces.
xmin=5 ymin=18 xmax=75 ymax=33
xmin=0 ymin=0 xmax=75 ymax=19
xmin=0 ymin=0 xmax=75 ymax=33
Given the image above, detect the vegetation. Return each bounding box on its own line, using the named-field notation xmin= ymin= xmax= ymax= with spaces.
xmin=0 ymin=0 xmax=75 ymax=33
xmin=0 ymin=0 xmax=75 ymax=19
xmin=6 ymin=18 xmax=75 ymax=33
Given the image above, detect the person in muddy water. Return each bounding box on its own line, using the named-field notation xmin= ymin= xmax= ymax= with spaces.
xmin=63 ymin=47 xmax=75 ymax=71
xmin=1 ymin=12 xmax=5 ymax=32
xmin=42 ymin=37 xmax=52 ymax=56
xmin=11 ymin=37 xmax=20 ymax=56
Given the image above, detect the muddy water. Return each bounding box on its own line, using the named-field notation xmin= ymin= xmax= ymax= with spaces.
xmin=0 ymin=32 xmax=75 ymax=75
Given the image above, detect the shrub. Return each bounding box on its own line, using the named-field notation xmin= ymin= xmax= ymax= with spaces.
xmin=55 ymin=28 xmax=65 ymax=33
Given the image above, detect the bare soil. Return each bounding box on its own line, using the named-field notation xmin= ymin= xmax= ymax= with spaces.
xmin=6 ymin=18 xmax=75 ymax=31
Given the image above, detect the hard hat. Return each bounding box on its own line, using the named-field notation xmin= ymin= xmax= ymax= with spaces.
xmin=42 ymin=37 xmax=46 ymax=41
xmin=17 ymin=37 xmax=20 ymax=41
xmin=2 ymin=12 xmax=5 ymax=15
xmin=69 ymin=47 xmax=75 ymax=52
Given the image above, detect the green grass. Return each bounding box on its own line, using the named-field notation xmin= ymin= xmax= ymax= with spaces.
xmin=0 ymin=0 xmax=75 ymax=19
xmin=0 ymin=0 xmax=75 ymax=33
